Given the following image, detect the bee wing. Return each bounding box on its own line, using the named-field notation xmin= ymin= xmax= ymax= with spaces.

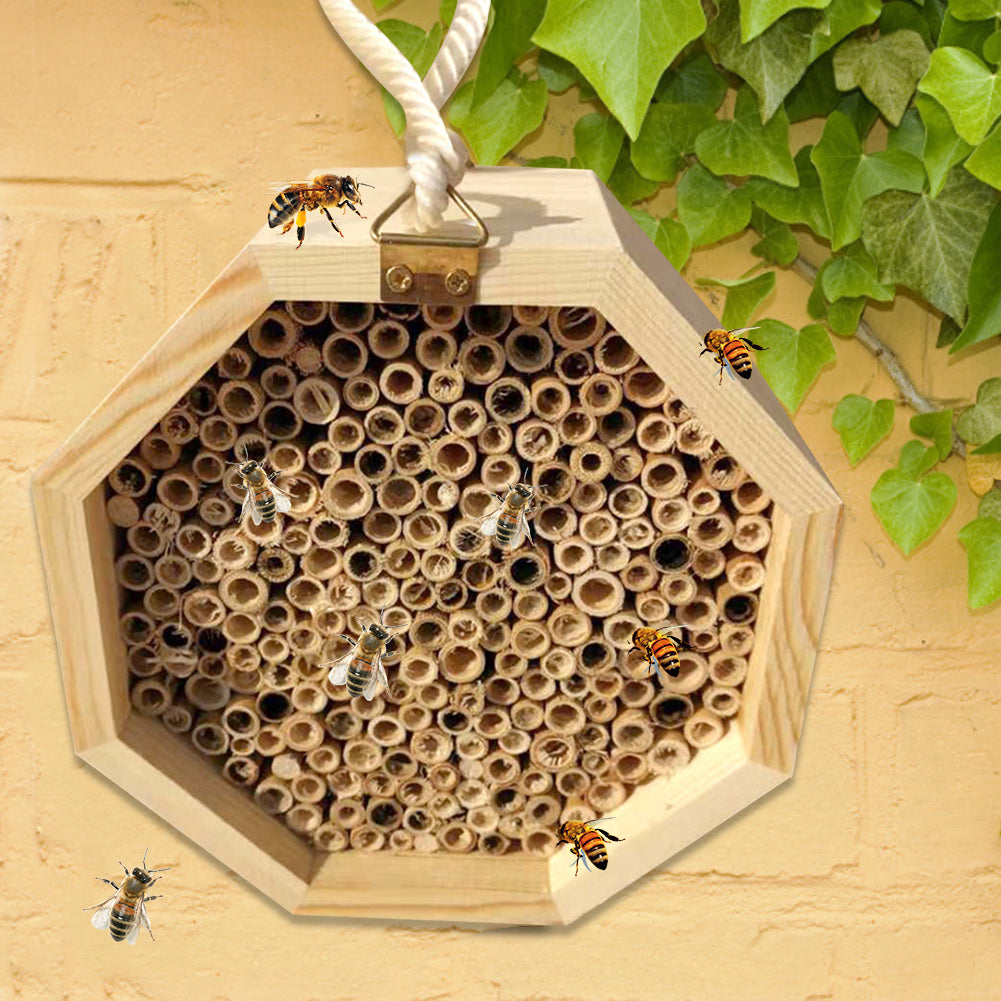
xmin=125 ymin=909 xmax=142 ymax=945
xmin=508 ymin=524 xmax=525 ymax=549
xmin=248 ymin=492 xmax=263 ymax=525
xmin=271 ymin=485 xmax=293 ymax=514
xmin=727 ymin=326 xmax=759 ymax=336
xmin=480 ymin=513 xmax=500 ymax=537
xmin=325 ymin=654 xmax=352 ymax=687
xmin=140 ymin=901 xmax=154 ymax=940
xmin=240 ymin=491 xmax=252 ymax=523
xmin=362 ymin=653 xmax=386 ymax=700
xmin=90 ymin=897 xmax=115 ymax=929
xmin=518 ymin=510 xmax=535 ymax=547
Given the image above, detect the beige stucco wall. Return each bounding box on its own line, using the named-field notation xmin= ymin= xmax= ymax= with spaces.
xmin=3 ymin=2 xmax=999 ymax=998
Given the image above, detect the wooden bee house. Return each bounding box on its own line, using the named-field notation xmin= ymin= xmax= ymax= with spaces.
xmin=33 ymin=166 xmax=841 ymax=925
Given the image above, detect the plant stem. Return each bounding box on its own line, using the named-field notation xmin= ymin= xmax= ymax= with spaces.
xmin=791 ymin=257 xmax=966 ymax=459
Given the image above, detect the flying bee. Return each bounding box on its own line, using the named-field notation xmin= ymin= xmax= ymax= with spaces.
xmin=268 ymin=174 xmax=374 ymax=248
xmin=701 ymin=326 xmax=769 ymax=385
xmin=323 ymin=606 xmax=399 ymax=701
xmin=83 ymin=849 xmax=169 ymax=944
xmin=631 ymin=623 xmax=691 ymax=681
xmin=557 ymin=818 xmax=624 ymax=876
xmin=480 ymin=471 xmax=538 ymax=550
xmin=227 ymin=447 xmax=292 ymax=526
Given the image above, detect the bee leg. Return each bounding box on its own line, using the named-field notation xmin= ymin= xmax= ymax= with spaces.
xmin=95 ymin=877 xmax=120 ymax=890
xmin=718 ymin=363 xmax=725 ymax=386
xmin=280 ymin=220 xmax=295 ymax=235
xmin=346 ymin=201 xmax=366 ymax=219
xmin=699 ymin=347 xmax=711 ymax=356
xmin=295 ymin=208 xmax=307 ymax=249
xmin=338 ymin=634 xmax=356 ymax=646
xmin=320 ymin=206 xmax=344 ymax=238
xmin=144 ymin=894 xmax=163 ymax=903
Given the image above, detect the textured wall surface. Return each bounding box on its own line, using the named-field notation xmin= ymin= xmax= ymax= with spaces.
xmin=3 ymin=2 xmax=1000 ymax=999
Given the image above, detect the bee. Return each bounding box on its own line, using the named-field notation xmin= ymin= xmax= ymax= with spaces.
xmin=557 ymin=819 xmax=624 ymax=876
xmin=83 ymin=849 xmax=169 ymax=944
xmin=268 ymin=174 xmax=374 ymax=248
xmin=228 ymin=447 xmax=292 ymax=526
xmin=701 ymin=326 xmax=769 ymax=384
xmin=631 ymin=623 xmax=691 ymax=681
xmin=480 ymin=473 xmax=537 ymax=550
xmin=324 ymin=606 xmax=399 ymax=701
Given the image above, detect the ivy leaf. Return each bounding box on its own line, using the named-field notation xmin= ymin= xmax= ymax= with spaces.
xmin=537 ymin=50 xmax=579 ymax=93
xmin=886 ymin=108 xmax=927 ymax=158
xmin=949 ymin=0 xmax=1001 ymax=19
xmin=745 ymin=145 xmax=832 ymax=239
xmin=807 ymin=263 xmax=830 ymax=318
xmin=378 ymin=20 xmax=444 ymax=137
xmin=939 ymin=10 xmax=997 ymax=55
xmin=739 ymin=0 xmax=833 ymax=42
xmin=828 ymin=295 xmax=866 ymax=335
xmin=676 ymin=165 xmax=753 ymax=246
xmin=696 ymin=272 xmax=777 ymax=328
xmin=532 ymin=0 xmax=706 ymax=139
xmin=607 ymin=142 xmax=660 ymax=205
xmin=952 ymin=200 xmax=1001 ymax=351
xmin=979 ymin=487 xmax=1001 ymax=520
xmin=822 ymin=242 xmax=894 ymax=301
xmin=749 ymin=206 xmax=799 ymax=265
xmin=574 ymin=113 xmax=626 ymax=184
xmin=785 ymin=52 xmax=841 ymax=121
xmin=628 ymin=208 xmax=692 ymax=270
xmin=373 ymin=0 xmax=400 ymax=9
xmin=860 ymin=169 xmax=995 ymax=323
xmin=694 ymin=85 xmax=798 ymax=184
xmin=832 ymin=394 xmax=895 ymax=465
xmin=965 ymin=121 xmax=1001 ymax=189
xmin=916 ymin=94 xmax=974 ymax=197
xmin=471 ymin=0 xmax=546 ymax=108
xmin=631 ymin=102 xmax=718 ymax=183
xmin=811 ymin=111 xmax=926 ymax=250
xmin=880 ymin=0 xmax=934 ymax=49
xmin=974 ymin=431 xmax=1001 ymax=454
xmin=959 ymin=518 xmax=1001 ymax=608
xmin=871 ymin=443 xmax=958 ymax=554
xmin=439 ymin=0 xmax=456 ymax=27
xmin=834 ymin=90 xmax=881 ymax=139
xmin=449 ymin=72 xmax=548 ymax=165
xmin=957 ymin=378 xmax=1001 ymax=445
xmin=937 ymin=316 xmax=963 ymax=347
xmin=526 ymin=156 xmax=570 ymax=168
xmin=985 ymin=29 xmax=1001 ymax=65
xmin=833 ymin=31 xmax=931 ymax=126
xmin=655 ymin=51 xmax=728 ymax=109
xmin=917 ymin=47 xmax=1001 ymax=144
xmin=910 ymin=409 xmax=955 ymax=459
xmin=753 ymin=319 xmax=836 ymax=411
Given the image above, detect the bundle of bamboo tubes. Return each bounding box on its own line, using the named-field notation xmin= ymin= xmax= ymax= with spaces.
xmin=108 ymin=300 xmax=771 ymax=856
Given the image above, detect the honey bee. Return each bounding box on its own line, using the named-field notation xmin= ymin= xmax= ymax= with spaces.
xmin=228 ymin=447 xmax=292 ymax=526
xmin=557 ymin=819 xmax=624 ymax=876
xmin=631 ymin=624 xmax=690 ymax=681
xmin=701 ymin=326 xmax=769 ymax=384
xmin=324 ymin=607 xmax=399 ymax=701
xmin=480 ymin=474 xmax=537 ymax=550
xmin=268 ymin=175 xmax=374 ymax=248
xmin=83 ymin=849 xmax=169 ymax=944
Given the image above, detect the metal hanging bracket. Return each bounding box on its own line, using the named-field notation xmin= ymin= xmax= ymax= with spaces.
xmin=371 ymin=184 xmax=488 ymax=305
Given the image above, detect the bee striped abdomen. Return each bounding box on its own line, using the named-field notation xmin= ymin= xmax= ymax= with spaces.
xmin=650 ymin=636 xmax=681 ymax=677
xmin=254 ymin=485 xmax=276 ymax=523
xmin=110 ymin=900 xmax=137 ymax=942
xmin=579 ymin=830 xmax=608 ymax=869
xmin=268 ymin=190 xmax=300 ymax=229
xmin=722 ymin=339 xmax=752 ymax=378
xmin=495 ymin=507 xmax=521 ymax=546
xmin=347 ymin=649 xmax=376 ymax=698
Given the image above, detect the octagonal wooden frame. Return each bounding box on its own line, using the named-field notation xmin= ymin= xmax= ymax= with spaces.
xmin=32 ymin=166 xmax=841 ymax=926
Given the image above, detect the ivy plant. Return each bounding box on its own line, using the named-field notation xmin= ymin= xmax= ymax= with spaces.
xmin=375 ymin=0 xmax=1001 ymax=610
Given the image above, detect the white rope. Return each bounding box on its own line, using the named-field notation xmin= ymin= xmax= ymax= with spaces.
xmin=317 ymin=0 xmax=489 ymax=233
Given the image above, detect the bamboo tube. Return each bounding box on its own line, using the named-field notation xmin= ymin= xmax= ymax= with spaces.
xmin=596 ymin=408 xmax=636 ymax=449
xmin=612 ymin=446 xmax=644 ymax=483
xmin=144 ymin=585 xmax=181 ymax=621
xmin=161 ymin=704 xmax=194 ymax=735
xmin=558 ymin=408 xmax=598 ymax=448
xmin=218 ymin=345 xmax=253 ymax=380
xmin=550 ymin=536 xmax=591 ymax=576
xmin=198 ymin=414 xmax=238 ymax=454
xmin=559 ymin=673 xmax=588 ymax=701
xmin=364 ymin=798 xmax=403 ymax=835
xmin=732 ymin=480 xmax=771 ymax=516
xmin=116 ymin=554 xmax=155 ymax=592
xmin=650 ymin=532 xmax=693 ymax=574
xmin=185 ymin=379 xmax=218 ymax=417
xmin=532 ymin=460 xmax=574 ymax=504
xmin=530 ymin=731 xmax=576 ymax=771
xmin=508 ymin=304 xmax=548 ymax=326
xmin=257 ymin=400 xmax=301 ymax=442
xmin=505 ymin=325 xmax=554 ymax=374
xmin=259 ymin=363 xmax=298 ymax=402
xmin=509 ymin=619 xmax=548 ymax=659
xmin=312 ymin=824 xmax=349 ymax=852
xmin=364 ymin=318 xmax=408 ymax=360
xmin=426 ymin=434 xmax=476 ymax=483
xmin=648 ymin=691 xmax=695 ymax=729
xmin=130 ymin=676 xmax=173 ymax=717
xmin=483 ymin=752 xmax=520 ymax=788
xmin=438 ymin=642 xmax=484 ymax=684
xmin=652 ymin=498 xmax=692 ymax=534
xmin=218 ymin=380 xmax=265 ymax=425
xmin=569 ymin=442 xmax=612 ymax=484
xmin=466 ymin=804 xmax=500 ymax=836
xmin=126 ymin=522 xmax=167 ymax=559
xmin=571 ymin=570 xmax=624 ymax=617
xmin=716 ymin=582 xmax=757 ymax=625
xmin=620 ymin=517 xmax=657 ymax=554
xmin=437 ymin=822 xmax=476 ymax=853
xmin=549 ymin=768 xmax=588 ymax=800
xmin=401 ymin=403 xmax=444 ymax=444
xmin=284 ymin=300 xmax=328 ymax=326
xmin=553 ymin=347 xmax=594 ymax=386
xmin=655 ymin=575 xmax=693 ymax=612
xmin=641 ymin=454 xmax=688 ymax=500
xmin=376 ymin=475 xmax=421 ymax=517
xmin=213 ymin=528 xmax=257 ymax=571
xmin=496 ymin=815 xmax=528 ymax=840
xmin=455 ymin=778 xmax=489 ymax=810
xmin=684 ymin=708 xmax=726 ymax=749
xmin=154 ymin=554 xmax=192 ymax=590
xmin=193 ymin=491 xmax=230 ymax=531
xmin=320 ymin=331 xmax=366 ymax=380
xmin=127 ymin=646 xmax=159 ymax=678
xmin=550 ymin=306 xmax=605 ymax=348
xmin=426 ymin=367 xmax=464 ymax=405
xmin=703 ymin=684 xmax=742 ymax=719
xmin=646 ymin=731 xmax=691 ymax=777
xmin=605 ymin=487 xmax=646 ymax=526
xmin=477 ymin=621 xmax=507 ymax=653
xmin=590 ymin=329 xmax=635 ymax=373
xmin=219 ymin=696 xmax=260 ymax=739
xmin=720 ymin=622 xmax=756 ymax=656
xmin=579 ymin=724 xmax=610 ymax=753
xmin=341 ymin=542 xmax=381 ymax=583
xmin=410 ymin=727 xmax=453 ymax=766
xmin=519 ymin=767 xmax=553 ymax=799
xmin=156 ymin=467 xmax=200 ymax=513
xmin=218 ymin=570 xmax=268 ymax=614
xmin=622 ymin=365 xmax=669 ymax=407
xmin=581 ymin=748 xmax=610 ymax=778
xmin=661 ymin=393 xmax=690 ymax=422
xmin=733 ymin=513 xmax=772 ymax=553
xmin=674 ymin=419 xmax=714 ymax=458
xmin=459 ymin=482 xmax=496 ymax=521
xmin=417 ymin=548 xmax=454 ymax=586
xmin=248 ymin=308 xmax=300 ymax=358
xmin=191 ymin=714 xmax=230 ymax=757
xmin=286 ymin=803 xmax=324 ymax=836
xmin=140 ymin=431 xmax=182 ymax=470
xmin=633 ymin=414 xmax=674 ymax=455
xmin=612 ymin=709 xmax=655 ymax=753
xmin=544 ymin=606 xmax=589 ymax=652
xmin=377 ymin=362 xmax=421 ymax=406
xmin=121 ymin=608 xmax=156 ymax=646
xmin=698 ymin=454 xmax=742 ymax=494
xmin=280 ymin=523 xmax=310 ymax=557
xmin=675 ymin=584 xmax=718 ymax=629
xmin=688 ymin=512 xmax=735 ymax=551
xmin=526 ymin=506 xmax=570 ymax=548
xmin=330 ymin=302 xmax=376 ymax=332
xmin=504 ymin=551 xmax=549 ymax=594
xmin=480 ymin=455 xmax=521 ymax=495
xmin=455 ymin=335 xmax=505 ymax=385
xmin=708 ymin=650 xmax=748 ymax=686
xmin=543 ymin=696 xmax=587 ymax=737
xmin=329 ymin=797 xmax=367 ymax=830
xmin=620 ymin=556 xmax=658 ymax=594
xmin=571 ymin=483 xmax=607 ymax=516
xmin=580 ymin=373 xmax=623 ymax=417
xmin=528 ymin=376 xmax=571 ymax=424
xmin=610 ymin=749 xmax=649 ymax=784
xmin=465 ymin=304 xmax=512 ymax=337
xmin=399 ymin=702 xmax=432 ymax=733
xmin=321 ymin=470 xmax=374 ymax=521
xmin=106 ymin=494 xmax=141 ymax=528
xmin=172 ymin=521 xmax=212 ymax=563
xmin=725 ymin=552 xmax=767 ymax=593
xmin=255 ymin=725 xmax=286 ymax=757
xmin=383 ymin=749 xmax=419 ymax=781
xmin=252 ymin=776 xmax=293 ymax=815
xmin=410 ymin=610 xmax=449 ymax=651
xmin=341 ymin=736 xmax=383 ymax=773
xmin=415 ymin=327 xmax=458 ymax=370
xmin=586 ymin=779 xmax=627 ymax=815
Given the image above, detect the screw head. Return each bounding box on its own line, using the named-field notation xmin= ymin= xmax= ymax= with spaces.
xmin=445 ymin=268 xmax=471 ymax=297
xmin=386 ymin=264 xmax=414 ymax=293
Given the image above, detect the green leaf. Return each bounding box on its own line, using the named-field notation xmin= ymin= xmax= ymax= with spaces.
xmin=537 ymin=50 xmax=578 ymax=93
xmin=916 ymin=94 xmax=975 ymax=197
xmin=439 ymin=0 xmax=456 ymax=27
xmin=880 ymin=1 xmax=934 ymax=48
xmin=952 ymin=200 xmax=1001 ymax=351
xmin=471 ymin=0 xmax=546 ymax=108
xmin=827 ymin=295 xmax=866 ymax=334
xmin=949 ymin=0 xmax=1001 ymax=19
xmin=573 ymin=113 xmax=626 ymax=183
xmin=979 ymin=487 xmax=1001 ymax=520
xmin=822 ymin=242 xmax=895 ymax=301
xmin=937 ymin=315 xmax=963 ymax=347
xmin=753 ymin=319 xmax=836 ymax=411
xmin=833 ymin=31 xmax=931 ymax=126
xmin=532 ymin=0 xmax=706 ymax=139
xmin=525 ymin=156 xmax=570 ymax=168
xmin=607 ymin=142 xmax=660 ymax=205
xmin=746 ymin=145 xmax=832 ymax=239
xmin=973 ymin=431 xmax=1001 ymax=454
xmin=449 ymin=73 xmax=548 ymax=165
xmin=749 ymin=206 xmax=799 ymax=265
xmin=706 ymin=0 xmax=881 ymax=121
xmin=910 ymin=409 xmax=954 ymax=459
xmin=887 ymin=108 xmax=927 ymax=158
xmin=871 ymin=445 xmax=958 ymax=554
xmin=694 ymin=86 xmax=798 ymax=184
xmin=785 ymin=52 xmax=841 ymax=121
xmin=917 ymin=47 xmax=1001 ymax=144
xmin=676 ymin=165 xmax=753 ymax=246
xmin=957 ymin=378 xmax=1001 ymax=444
xmin=834 ymin=90 xmax=881 ymax=139
xmin=985 ymin=29 xmax=1001 ymax=64
xmin=832 ymin=395 xmax=895 ymax=465
xmin=811 ymin=111 xmax=926 ymax=250
xmin=965 ymin=121 xmax=1001 ymax=189
xmin=959 ymin=517 xmax=1001 ymax=608
xmin=631 ymin=102 xmax=717 ymax=183
xmin=938 ymin=11 xmax=997 ymax=55
xmin=373 ymin=0 xmax=400 ymax=9
xmin=861 ymin=169 xmax=996 ymax=323
xmin=807 ymin=267 xmax=830 ymax=318
xmin=739 ymin=0 xmax=833 ymax=42
xmin=923 ymin=0 xmax=948 ymax=43
xmin=378 ymin=20 xmax=444 ymax=137
xmin=696 ymin=272 xmax=777 ymax=328
xmin=628 ymin=208 xmax=692 ymax=270
xmin=655 ymin=51 xmax=728 ymax=109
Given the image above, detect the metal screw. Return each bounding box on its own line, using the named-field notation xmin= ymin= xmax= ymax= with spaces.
xmin=386 ymin=265 xmax=414 ymax=293
xmin=444 ymin=268 xmax=471 ymax=297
